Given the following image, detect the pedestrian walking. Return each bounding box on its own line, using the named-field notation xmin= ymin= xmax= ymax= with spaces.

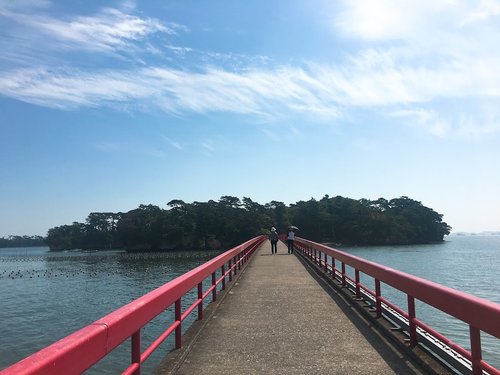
xmin=287 ymin=228 xmax=295 ymax=254
xmin=269 ymin=227 xmax=278 ymax=254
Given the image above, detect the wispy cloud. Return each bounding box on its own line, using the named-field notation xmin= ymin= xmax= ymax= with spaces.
xmin=94 ymin=142 xmax=121 ymax=153
xmin=328 ymin=0 xmax=500 ymax=136
xmin=201 ymin=141 xmax=215 ymax=153
xmin=1 ymin=54 xmax=499 ymax=137
xmin=162 ymin=135 xmax=183 ymax=151
xmin=0 ymin=2 xmax=176 ymax=57
xmin=261 ymin=128 xmax=279 ymax=141
xmin=36 ymin=8 xmax=170 ymax=51
xmin=1 ymin=1 xmax=500 ymax=138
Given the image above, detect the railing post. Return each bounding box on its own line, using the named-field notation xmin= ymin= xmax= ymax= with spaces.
xmin=341 ymin=262 xmax=346 ymax=287
xmin=324 ymin=253 xmax=328 ymax=272
xmin=211 ymin=272 xmax=217 ymax=302
xmin=233 ymin=256 xmax=238 ymax=275
xmin=238 ymin=254 xmax=241 ymax=270
xmin=131 ymin=330 xmax=141 ymax=375
xmin=228 ymin=259 xmax=233 ymax=282
xmin=407 ymin=295 xmax=417 ymax=347
xmin=319 ymin=251 xmax=322 ymax=267
xmin=355 ymin=269 xmax=361 ymax=298
xmin=375 ymin=279 xmax=381 ymax=318
xmin=331 ymin=257 xmax=336 ymax=279
xmin=470 ymin=325 xmax=482 ymax=375
xmin=221 ymin=264 xmax=226 ymax=290
xmin=197 ymin=282 xmax=203 ymax=320
xmin=175 ymin=299 xmax=182 ymax=349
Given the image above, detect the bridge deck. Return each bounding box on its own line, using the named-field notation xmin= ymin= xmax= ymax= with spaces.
xmin=154 ymin=241 xmax=427 ymax=375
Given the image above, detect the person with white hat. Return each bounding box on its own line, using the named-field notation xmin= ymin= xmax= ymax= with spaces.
xmin=268 ymin=227 xmax=278 ymax=254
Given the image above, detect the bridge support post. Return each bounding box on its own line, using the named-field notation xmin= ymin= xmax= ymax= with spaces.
xmin=131 ymin=329 xmax=141 ymax=375
xmin=175 ymin=299 xmax=182 ymax=349
xmin=470 ymin=325 xmax=482 ymax=375
xmin=355 ymin=269 xmax=361 ymax=298
xmin=408 ymin=295 xmax=417 ymax=347
xmin=341 ymin=262 xmax=346 ymax=287
xmin=375 ymin=279 xmax=381 ymax=318
xmin=221 ymin=264 xmax=226 ymax=290
xmin=331 ymin=257 xmax=336 ymax=280
xmin=211 ymin=272 xmax=217 ymax=302
xmin=197 ymin=282 xmax=203 ymax=320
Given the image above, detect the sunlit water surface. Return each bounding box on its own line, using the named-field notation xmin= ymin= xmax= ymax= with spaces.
xmin=1 ymin=235 xmax=499 ymax=372
xmin=338 ymin=235 xmax=500 ymax=369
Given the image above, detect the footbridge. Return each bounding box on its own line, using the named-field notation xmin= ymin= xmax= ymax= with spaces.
xmin=2 ymin=236 xmax=499 ymax=375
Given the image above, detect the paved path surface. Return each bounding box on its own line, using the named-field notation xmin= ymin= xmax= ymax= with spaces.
xmin=155 ymin=241 xmax=426 ymax=375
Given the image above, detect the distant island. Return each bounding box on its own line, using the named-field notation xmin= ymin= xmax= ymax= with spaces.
xmin=451 ymin=231 xmax=500 ymax=236
xmin=0 ymin=235 xmax=46 ymax=248
xmin=34 ymin=195 xmax=451 ymax=252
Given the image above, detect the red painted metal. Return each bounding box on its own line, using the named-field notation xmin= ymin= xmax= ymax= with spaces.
xmin=211 ymin=272 xmax=217 ymax=302
xmin=331 ymin=256 xmax=336 ymax=278
xmin=197 ymin=282 xmax=203 ymax=320
xmin=1 ymin=235 xmax=265 ymax=375
xmin=294 ymin=237 xmax=500 ymax=375
xmin=470 ymin=326 xmax=482 ymax=375
xmin=355 ymin=269 xmax=361 ymax=298
xmin=407 ymin=295 xmax=417 ymax=347
xmin=131 ymin=330 xmax=141 ymax=375
xmin=175 ymin=299 xmax=182 ymax=349
xmin=221 ymin=264 xmax=226 ymax=290
xmin=341 ymin=262 xmax=346 ymax=287
xmin=375 ymin=279 xmax=382 ymax=318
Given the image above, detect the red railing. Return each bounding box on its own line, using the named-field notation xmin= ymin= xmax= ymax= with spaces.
xmin=1 ymin=235 xmax=266 ymax=375
xmin=294 ymin=237 xmax=500 ymax=375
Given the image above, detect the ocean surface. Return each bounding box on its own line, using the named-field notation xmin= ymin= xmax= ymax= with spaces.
xmin=1 ymin=235 xmax=499 ymax=373
xmin=338 ymin=235 xmax=500 ymax=369
xmin=0 ymin=248 xmax=222 ymax=374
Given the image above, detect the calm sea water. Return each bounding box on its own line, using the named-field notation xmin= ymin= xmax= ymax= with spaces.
xmin=338 ymin=235 xmax=500 ymax=369
xmin=1 ymin=235 xmax=499 ymax=373
xmin=0 ymin=248 xmax=222 ymax=374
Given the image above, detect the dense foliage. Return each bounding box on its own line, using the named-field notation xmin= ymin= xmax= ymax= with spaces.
xmin=44 ymin=195 xmax=451 ymax=251
xmin=0 ymin=235 xmax=46 ymax=248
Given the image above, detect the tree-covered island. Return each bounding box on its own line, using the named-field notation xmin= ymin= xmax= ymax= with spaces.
xmin=43 ymin=195 xmax=451 ymax=252
xmin=0 ymin=235 xmax=46 ymax=248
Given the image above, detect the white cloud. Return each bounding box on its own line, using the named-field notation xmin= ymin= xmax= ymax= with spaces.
xmin=461 ymin=0 xmax=500 ymax=25
xmin=1 ymin=55 xmax=499 ymax=138
xmin=162 ymin=135 xmax=183 ymax=151
xmin=0 ymin=3 xmax=174 ymax=53
xmin=94 ymin=142 xmax=121 ymax=153
xmin=391 ymin=108 xmax=451 ymax=137
xmin=201 ymin=141 xmax=215 ymax=152
xmin=261 ymin=128 xmax=279 ymax=141
xmin=1 ymin=1 xmax=500 ymax=138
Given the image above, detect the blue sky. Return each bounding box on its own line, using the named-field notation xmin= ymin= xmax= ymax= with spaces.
xmin=1 ymin=0 xmax=500 ymax=236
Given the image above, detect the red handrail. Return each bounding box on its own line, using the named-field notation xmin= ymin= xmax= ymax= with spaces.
xmin=1 ymin=235 xmax=266 ymax=375
xmin=294 ymin=237 xmax=500 ymax=375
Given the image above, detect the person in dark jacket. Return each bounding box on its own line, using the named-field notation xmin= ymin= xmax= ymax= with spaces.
xmin=269 ymin=227 xmax=278 ymax=254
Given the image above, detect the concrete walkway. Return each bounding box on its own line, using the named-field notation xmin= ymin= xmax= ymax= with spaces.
xmin=155 ymin=241 xmax=427 ymax=375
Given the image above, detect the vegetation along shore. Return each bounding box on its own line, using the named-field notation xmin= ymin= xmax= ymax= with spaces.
xmin=1 ymin=195 xmax=450 ymax=252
